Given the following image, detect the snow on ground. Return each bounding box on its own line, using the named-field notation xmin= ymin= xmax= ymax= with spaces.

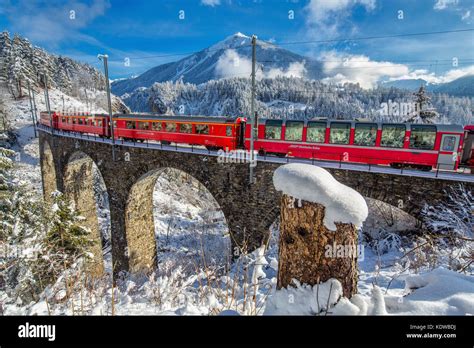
xmin=4 ymin=87 xmax=106 ymax=195
xmin=152 ymin=169 xmax=231 ymax=276
xmin=273 ymin=163 xmax=368 ymax=230
xmin=2 ymin=92 xmax=473 ymax=316
xmin=4 ymin=217 xmax=473 ymax=316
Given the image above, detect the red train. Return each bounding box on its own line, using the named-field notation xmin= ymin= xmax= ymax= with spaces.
xmin=39 ymin=111 xmax=474 ymax=172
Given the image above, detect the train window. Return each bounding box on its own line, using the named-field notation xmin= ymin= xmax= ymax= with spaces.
xmin=306 ymin=122 xmax=326 ymax=143
xmin=226 ymin=126 xmax=232 ymax=137
xmin=354 ymin=123 xmax=377 ymax=146
xmin=265 ymin=120 xmax=282 ymax=140
xmin=126 ymin=121 xmax=135 ymax=129
xmin=441 ymin=135 xmax=456 ymax=152
xmin=196 ymin=124 xmax=209 ymax=134
xmin=152 ymin=122 xmax=162 ymax=131
xmin=61 ymin=117 xmax=66 ymax=123
xmin=166 ymin=122 xmax=177 ymax=132
xmin=381 ymin=124 xmax=405 ymax=148
xmin=329 ymin=123 xmax=351 ymax=144
xmin=285 ymin=121 xmax=303 ymax=141
xmin=180 ymin=123 xmax=192 ymax=133
xmin=97 ymin=120 xmax=103 ymax=127
xmin=113 ymin=121 xmax=118 ymax=128
xmin=410 ymin=125 xmax=436 ymax=150
xmin=78 ymin=118 xmax=84 ymax=125
xmin=72 ymin=118 xmax=77 ymax=124
xmin=138 ymin=121 xmax=149 ymax=130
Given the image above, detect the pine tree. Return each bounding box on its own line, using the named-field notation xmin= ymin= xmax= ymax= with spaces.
xmin=0 ymin=146 xmax=15 ymax=239
xmin=33 ymin=192 xmax=96 ymax=286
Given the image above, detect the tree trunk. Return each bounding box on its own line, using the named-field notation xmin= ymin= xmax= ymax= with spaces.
xmin=277 ymin=194 xmax=359 ymax=298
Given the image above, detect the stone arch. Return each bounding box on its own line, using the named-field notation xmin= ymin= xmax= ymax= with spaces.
xmin=39 ymin=139 xmax=57 ymax=204
xmin=125 ymin=167 xmax=231 ymax=274
xmin=63 ymin=151 xmax=110 ymax=276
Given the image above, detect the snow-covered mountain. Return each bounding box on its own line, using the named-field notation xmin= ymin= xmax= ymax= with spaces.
xmin=381 ymin=79 xmax=428 ymax=91
xmin=382 ymin=75 xmax=474 ymax=97
xmin=431 ymin=75 xmax=474 ymax=97
xmin=111 ymin=32 xmax=323 ymax=96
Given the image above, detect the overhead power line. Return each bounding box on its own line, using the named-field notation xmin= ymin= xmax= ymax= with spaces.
xmin=274 ymin=28 xmax=474 ymax=47
xmin=81 ymin=28 xmax=474 ymax=64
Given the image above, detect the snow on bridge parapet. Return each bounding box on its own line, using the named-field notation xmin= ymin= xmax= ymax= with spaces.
xmin=273 ymin=163 xmax=368 ymax=230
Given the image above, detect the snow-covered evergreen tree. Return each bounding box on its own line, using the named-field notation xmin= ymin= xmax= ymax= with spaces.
xmin=33 ymin=192 xmax=96 ymax=287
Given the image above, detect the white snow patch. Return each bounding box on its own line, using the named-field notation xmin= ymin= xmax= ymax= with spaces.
xmin=263 ymin=278 xmax=343 ymax=315
xmin=273 ymin=164 xmax=368 ymax=230
xmin=384 ymin=267 xmax=474 ymax=315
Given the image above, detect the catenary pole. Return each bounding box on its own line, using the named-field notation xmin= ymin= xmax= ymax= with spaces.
xmin=27 ymin=81 xmax=37 ymax=137
xmin=43 ymin=74 xmax=53 ymax=135
xmin=249 ymin=35 xmax=257 ymax=184
xmin=98 ymin=54 xmax=116 ymax=161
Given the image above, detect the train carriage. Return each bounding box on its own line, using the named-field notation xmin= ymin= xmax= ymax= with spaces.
xmin=112 ymin=114 xmax=243 ymax=150
xmin=245 ymin=119 xmax=465 ymax=171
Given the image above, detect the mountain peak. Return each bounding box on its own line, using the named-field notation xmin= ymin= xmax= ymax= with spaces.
xmin=208 ymin=32 xmax=251 ymax=51
xmin=233 ymin=32 xmax=249 ymax=38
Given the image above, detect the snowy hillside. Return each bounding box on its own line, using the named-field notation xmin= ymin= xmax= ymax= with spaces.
xmin=111 ymin=33 xmax=323 ymax=96
xmin=0 ymin=31 xmax=129 ymax=114
xmin=122 ymin=77 xmax=473 ymax=125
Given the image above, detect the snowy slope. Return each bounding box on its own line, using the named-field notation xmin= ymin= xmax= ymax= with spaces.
xmin=111 ymin=33 xmax=323 ymax=95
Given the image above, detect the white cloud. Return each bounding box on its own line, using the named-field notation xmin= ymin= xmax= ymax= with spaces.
xmin=320 ymin=51 xmax=409 ymax=89
xmin=215 ymin=49 xmax=257 ymax=79
xmin=2 ymin=0 xmax=110 ymax=47
xmin=266 ymin=62 xmax=307 ymax=79
xmin=434 ymin=0 xmax=458 ymax=10
xmin=438 ymin=65 xmax=474 ymax=82
xmin=388 ymin=65 xmax=474 ymax=84
xmin=215 ymin=49 xmax=306 ymax=80
xmin=201 ymin=0 xmax=221 ymax=6
xmin=303 ymin=0 xmax=376 ymax=43
xmin=306 ymin=0 xmax=375 ymax=21
xmin=462 ymin=10 xmax=471 ymax=20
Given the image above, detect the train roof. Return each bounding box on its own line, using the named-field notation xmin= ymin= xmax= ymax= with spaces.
xmin=115 ymin=113 xmax=237 ymax=123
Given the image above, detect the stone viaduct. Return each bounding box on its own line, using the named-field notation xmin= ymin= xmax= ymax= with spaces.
xmin=38 ymin=130 xmax=473 ymax=278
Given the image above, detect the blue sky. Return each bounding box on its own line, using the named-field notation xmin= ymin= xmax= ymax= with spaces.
xmin=0 ymin=0 xmax=473 ymax=84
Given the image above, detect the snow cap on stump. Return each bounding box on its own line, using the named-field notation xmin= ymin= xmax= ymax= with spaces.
xmin=273 ymin=163 xmax=368 ymax=231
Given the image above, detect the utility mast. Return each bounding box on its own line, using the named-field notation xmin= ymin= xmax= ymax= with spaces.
xmin=98 ymin=54 xmax=116 ymax=161
xmin=43 ymin=73 xmax=52 ymax=134
xmin=249 ymin=35 xmax=257 ymax=184
xmin=27 ymin=81 xmax=37 ymax=137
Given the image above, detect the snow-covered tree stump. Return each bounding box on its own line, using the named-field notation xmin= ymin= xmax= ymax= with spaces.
xmin=273 ymin=164 xmax=368 ymax=298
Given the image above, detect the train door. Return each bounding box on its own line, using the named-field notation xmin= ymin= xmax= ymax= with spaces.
xmin=437 ymin=134 xmax=461 ymax=170
xmin=237 ymin=120 xmax=246 ymax=149
xmin=461 ymin=128 xmax=474 ymax=168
